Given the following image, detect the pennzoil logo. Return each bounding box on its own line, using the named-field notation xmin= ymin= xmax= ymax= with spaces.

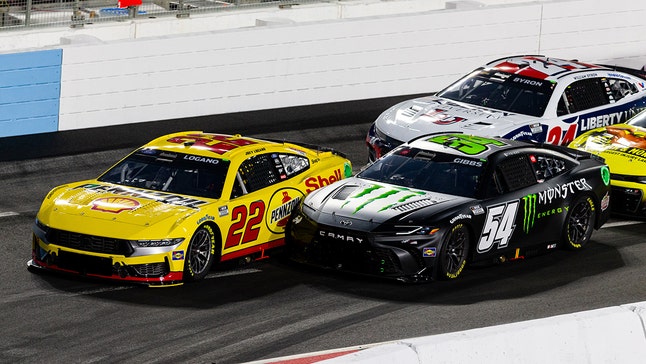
xmin=91 ymin=197 xmax=140 ymax=213
xmin=267 ymin=187 xmax=304 ymax=234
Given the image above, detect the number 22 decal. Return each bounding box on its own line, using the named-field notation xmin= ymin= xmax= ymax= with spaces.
xmin=224 ymin=201 xmax=266 ymax=249
xmin=477 ymin=201 xmax=518 ymax=253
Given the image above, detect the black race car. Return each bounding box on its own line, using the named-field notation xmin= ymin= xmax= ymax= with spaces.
xmin=287 ymin=133 xmax=611 ymax=282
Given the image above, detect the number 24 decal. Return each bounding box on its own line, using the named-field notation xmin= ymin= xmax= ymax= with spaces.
xmin=224 ymin=201 xmax=266 ymax=249
xmin=477 ymin=201 xmax=518 ymax=253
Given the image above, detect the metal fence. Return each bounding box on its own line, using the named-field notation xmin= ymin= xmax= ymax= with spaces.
xmin=0 ymin=0 xmax=331 ymax=30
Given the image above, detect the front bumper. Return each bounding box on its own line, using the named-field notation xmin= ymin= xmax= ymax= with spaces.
xmin=610 ymin=183 xmax=646 ymax=217
xmin=287 ymin=213 xmax=441 ymax=282
xmin=30 ymin=232 xmax=185 ymax=286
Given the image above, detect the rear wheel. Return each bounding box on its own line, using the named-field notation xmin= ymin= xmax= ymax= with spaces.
xmin=184 ymin=225 xmax=217 ymax=282
xmin=561 ymin=195 xmax=596 ymax=250
xmin=433 ymin=223 xmax=470 ymax=280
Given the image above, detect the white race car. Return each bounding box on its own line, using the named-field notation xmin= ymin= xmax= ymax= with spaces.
xmin=366 ymin=55 xmax=646 ymax=161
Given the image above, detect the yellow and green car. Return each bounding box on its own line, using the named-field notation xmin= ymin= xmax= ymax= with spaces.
xmin=569 ymin=110 xmax=646 ymax=217
xmin=29 ymin=132 xmax=352 ymax=286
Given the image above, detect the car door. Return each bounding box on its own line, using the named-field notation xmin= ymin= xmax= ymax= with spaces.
xmin=221 ymin=151 xmax=311 ymax=260
xmin=475 ymin=150 xmax=574 ymax=259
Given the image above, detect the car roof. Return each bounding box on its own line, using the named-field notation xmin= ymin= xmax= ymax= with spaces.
xmin=483 ymin=55 xmax=608 ymax=81
xmin=140 ymin=131 xmax=284 ymax=160
xmin=407 ymin=133 xmax=535 ymax=159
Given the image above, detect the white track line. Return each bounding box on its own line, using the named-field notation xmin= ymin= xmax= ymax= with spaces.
xmin=0 ymin=211 xmax=19 ymax=218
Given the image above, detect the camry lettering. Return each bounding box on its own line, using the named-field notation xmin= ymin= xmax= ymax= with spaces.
xmin=319 ymin=230 xmax=363 ymax=244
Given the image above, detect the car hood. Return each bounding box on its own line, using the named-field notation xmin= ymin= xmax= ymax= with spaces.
xmin=37 ymin=181 xmax=208 ymax=236
xmin=303 ymin=178 xmax=462 ymax=228
xmin=375 ymin=96 xmax=533 ymax=143
xmin=570 ymin=124 xmax=646 ymax=176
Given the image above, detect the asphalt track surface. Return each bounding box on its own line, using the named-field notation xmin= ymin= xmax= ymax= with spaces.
xmin=1 ymin=97 xmax=645 ymax=363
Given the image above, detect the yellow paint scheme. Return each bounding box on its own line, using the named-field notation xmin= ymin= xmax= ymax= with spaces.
xmin=569 ymin=124 xmax=646 ymax=216
xmin=31 ymin=132 xmax=352 ymax=285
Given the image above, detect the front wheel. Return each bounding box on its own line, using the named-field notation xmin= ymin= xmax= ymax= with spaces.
xmin=433 ymin=223 xmax=470 ymax=280
xmin=184 ymin=225 xmax=217 ymax=282
xmin=561 ymin=195 xmax=596 ymax=250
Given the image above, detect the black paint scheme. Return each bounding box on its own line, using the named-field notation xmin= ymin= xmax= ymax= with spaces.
xmin=287 ymin=133 xmax=611 ymax=282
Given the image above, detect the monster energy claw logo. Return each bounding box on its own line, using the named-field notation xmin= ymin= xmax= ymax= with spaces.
xmin=522 ymin=194 xmax=537 ymax=234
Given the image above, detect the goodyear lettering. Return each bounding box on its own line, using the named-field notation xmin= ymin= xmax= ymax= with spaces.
xmin=449 ymin=214 xmax=472 ymax=224
xmin=270 ymin=196 xmax=302 ymax=225
xmin=305 ymin=169 xmax=342 ymax=193
xmin=538 ymin=178 xmax=592 ymax=204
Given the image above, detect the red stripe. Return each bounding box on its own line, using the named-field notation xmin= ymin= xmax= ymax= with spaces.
xmin=220 ymin=238 xmax=285 ymax=261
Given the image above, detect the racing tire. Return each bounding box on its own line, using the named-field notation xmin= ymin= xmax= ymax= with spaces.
xmin=433 ymin=223 xmax=470 ymax=280
xmin=184 ymin=225 xmax=217 ymax=282
xmin=561 ymin=195 xmax=596 ymax=250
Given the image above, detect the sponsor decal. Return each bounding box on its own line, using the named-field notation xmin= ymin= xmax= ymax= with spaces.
xmin=538 ymin=178 xmax=592 ymax=204
xmin=470 ymin=205 xmax=485 ymax=215
xmin=453 ymin=158 xmax=483 ymax=167
xmin=267 ymin=188 xmax=305 ymax=234
xmin=421 ymin=108 xmax=466 ymax=125
xmin=427 ymin=134 xmax=506 ymax=155
xmin=79 ymin=184 xmax=208 ymax=209
xmin=172 ymin=250 xmax=184 ymax=260
xmin=197 ymin=214 xmax=215 ymax=225
xmin=521 ymin=194 xmax=537 ymax=234
xmin=423 ymin=247 xmax=436 ymax=257
xmin=547 ymin=243 xmax=558 ymax=250
xmin=90 ymin=197 xmax=140 ymax=213
xmin=305 ymin=169 xmax=343 ymax=193
xmin=601 ymin=166 xmax=610 ymax=186
xmin=218 ymin=205 xmax=228 ymax=217
xmin=341 ymin=185 xmax=427 ymax=214
xmin=166 ymin=133 xmax=257 ymax=155
xmin=601 ymin=192 xmax=610 ymax=211
xmin=449 ymin=213 xmax=472 ymax=224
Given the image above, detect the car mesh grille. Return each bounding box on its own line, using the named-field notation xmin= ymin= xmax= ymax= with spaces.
xmin=130 ymin=263 xmax=169 ymax=277
xmin=48 ymin=228 xmax=134 ymax=256
xmin=311 ymin=225 xmax=402 ymax=274
xmin=611 ymin=186 xmax=643 ymax=214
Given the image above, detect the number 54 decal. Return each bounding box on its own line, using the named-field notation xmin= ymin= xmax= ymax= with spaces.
xmin=477 ymin=201 xmax=519 ymax=253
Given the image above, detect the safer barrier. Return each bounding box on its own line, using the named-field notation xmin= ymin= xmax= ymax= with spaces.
xmin=312 ymin=301 xmax=646 ymax=364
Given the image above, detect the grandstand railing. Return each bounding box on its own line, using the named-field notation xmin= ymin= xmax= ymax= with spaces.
xmin=0 ymin=0 xmax=330 ymax=30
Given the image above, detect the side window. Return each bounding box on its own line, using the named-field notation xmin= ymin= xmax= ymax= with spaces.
xmin=608 ymin=78 xmax=637 ymax=102
xmin=496 ymin=154 xmax=537 ymax=193
xmin=232 ymin=153 xmax=310 ymax=198
xmin=530 ymin=154 xmax=570 ymax=181
xmin=237 ymin=154 xmax=280 ymax=193
xmin=557 ymin=78 xmax=610 ymax=116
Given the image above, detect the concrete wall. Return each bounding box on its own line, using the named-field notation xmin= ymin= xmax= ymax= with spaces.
xmin=316 ymin=301 xmax=646 ymax=364
xmin=1 ymin=0 xmax=645 ymax=138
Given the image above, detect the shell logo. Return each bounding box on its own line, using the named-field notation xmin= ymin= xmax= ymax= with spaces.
xmin=91 ymin=197 xmax=141 ymax=213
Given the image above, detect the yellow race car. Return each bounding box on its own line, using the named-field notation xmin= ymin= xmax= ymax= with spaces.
xmin=569 ymin=110 xmax=646 ymax=217
xmin=29 ymin=132 xmax=352 ymax=286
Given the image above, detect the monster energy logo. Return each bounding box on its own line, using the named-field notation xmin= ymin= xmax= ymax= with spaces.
xmin=522 ymin=194 xmax=537 ymax=234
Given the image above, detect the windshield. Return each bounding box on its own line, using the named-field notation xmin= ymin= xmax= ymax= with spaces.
xmin=357 ymin=147 xmax=485 ymax=198
xmin=437 ymin=69 xmax=556 ymax=117
xmin=628 ymin=109 xmax=646 ymax=128
xmin=99 ymin=148 xmax=230 ymax=199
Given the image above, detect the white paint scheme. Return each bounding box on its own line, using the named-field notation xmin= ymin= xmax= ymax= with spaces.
xmin=317 ymin=301 xmax=646 ymax=364
xmin=2 ymin=0 xmax=646 ymax=133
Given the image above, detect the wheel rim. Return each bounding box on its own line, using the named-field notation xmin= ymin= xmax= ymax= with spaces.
xmin=568 ymin=200 xmax=593 ymax=244
xmin=444 ymin=227 xmax=467 ymax=275
xmin=189 ymin=229 xmax=212 ymax=275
